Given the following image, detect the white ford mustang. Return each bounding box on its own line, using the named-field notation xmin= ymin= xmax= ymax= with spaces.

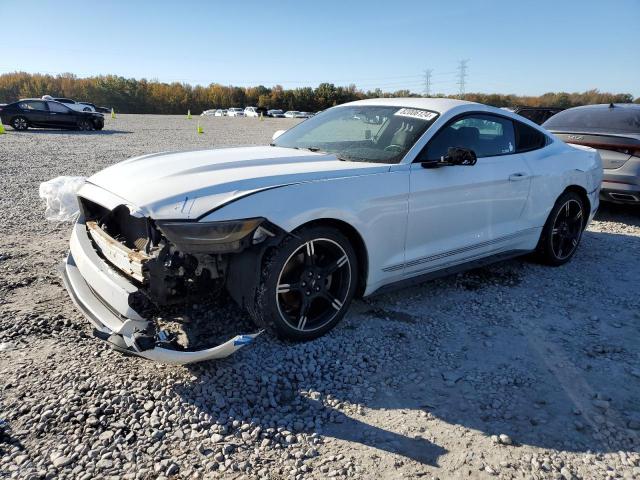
xmin=62 ymin=98 xmax=602 ymax=364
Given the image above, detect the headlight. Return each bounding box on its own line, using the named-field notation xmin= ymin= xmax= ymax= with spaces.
xmin=157 ymin=218 xmax=264 ymax=253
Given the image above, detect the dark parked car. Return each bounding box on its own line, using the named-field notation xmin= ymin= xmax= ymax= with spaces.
xmin=505 ymin=106 xmax=564 ymax=125
xmin=543 ymin=103 xmax=640 ymax=204
xmin=0 ymin=99 xmax=105 ymax=131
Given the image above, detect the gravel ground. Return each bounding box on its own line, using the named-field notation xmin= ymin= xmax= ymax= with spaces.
xmin=1 ymin=114 xmax=639 ymax=480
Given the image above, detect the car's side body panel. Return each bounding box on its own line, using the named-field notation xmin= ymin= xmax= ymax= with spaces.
xmin=404 ymin=153 xmax=534 ymax=276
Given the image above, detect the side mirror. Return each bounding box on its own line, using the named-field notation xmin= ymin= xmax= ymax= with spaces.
xmin=421 ymin=147 xmax=477 ymax=168
xmin=272 ymin=129 xmax=286 ymax=141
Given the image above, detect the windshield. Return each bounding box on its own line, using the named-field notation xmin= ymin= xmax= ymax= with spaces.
xmin=273 ymin=105 xmax=439 ymax=163
xmin=543 ymin=105 xmax=640 ymax=134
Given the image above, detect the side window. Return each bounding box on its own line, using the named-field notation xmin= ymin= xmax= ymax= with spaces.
xmin=423 ymin=114 xmax=516 ymax=160
xmin=514 ymin=121 xmax=547 ymax=152
xmin=48 ymin=102 xmax=70 ymax=113
xmin=20 ymin=100 xmax=48 ymax=111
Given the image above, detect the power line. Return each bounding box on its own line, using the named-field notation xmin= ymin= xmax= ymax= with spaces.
xmin=456 ymin=59 xmax=469 ymax=98
xmin=423 ymin=69 xmax=433 ymax=97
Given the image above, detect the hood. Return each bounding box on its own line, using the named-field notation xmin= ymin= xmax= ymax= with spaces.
xmin=84 ymin=146 xmax=389 ymax=220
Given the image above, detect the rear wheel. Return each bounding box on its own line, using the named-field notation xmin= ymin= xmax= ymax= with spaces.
xmin=536 ymin=191 xmax=586 ymax=266
xmin=11 ymin=116 xmax=28 ymax=130
xmin=251 ymin=226 xmax=358 ymax=341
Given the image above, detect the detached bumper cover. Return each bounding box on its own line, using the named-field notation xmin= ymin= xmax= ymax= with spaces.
xmin=61 ymin=219 xmax=261 ymax=365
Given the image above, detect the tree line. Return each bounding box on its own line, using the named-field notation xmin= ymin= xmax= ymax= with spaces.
xmin=0 ymin=72 xmax=637 ymax=114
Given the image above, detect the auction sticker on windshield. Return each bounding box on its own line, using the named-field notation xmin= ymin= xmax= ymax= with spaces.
xmin=394 ymin=108 xmax=438 ymax=121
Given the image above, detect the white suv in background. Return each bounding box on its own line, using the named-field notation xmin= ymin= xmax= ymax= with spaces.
xmin=244 ymin=107 xmax=259 ymax=117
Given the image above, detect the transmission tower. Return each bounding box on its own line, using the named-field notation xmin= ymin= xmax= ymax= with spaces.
xmin=456 ymin=60 xmax=469 ymax=98
xmin=423 ymin=69 xmax=433 ymax=97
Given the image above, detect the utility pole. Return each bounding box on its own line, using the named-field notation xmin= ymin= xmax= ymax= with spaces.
xmin=456 ymin=60 xmax=469 ymax=98
xmin=423 ymin=69 xmax=433 ymax=97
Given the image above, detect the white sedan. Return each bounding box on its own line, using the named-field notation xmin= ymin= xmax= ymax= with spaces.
xmin=62 ymin=98 xmax=602 ymax=364
xmin=227 ymin=108 xmax=245 ymax=117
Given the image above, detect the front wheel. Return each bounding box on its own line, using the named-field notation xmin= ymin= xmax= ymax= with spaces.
xmin=77 ymin=119 xmax=94 ymax=131
xmin=535 ymin=191 xmax=586 ymax=266
xmin=251 ymin=226 xmax=358 ymax=341
xmin=11 ymin=116 xmax=28 ymax=130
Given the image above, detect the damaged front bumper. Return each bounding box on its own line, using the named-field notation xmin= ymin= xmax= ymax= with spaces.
xmin=61 ymin=219 xmax=261 ymax=365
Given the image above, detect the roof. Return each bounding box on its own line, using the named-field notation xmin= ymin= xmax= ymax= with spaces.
xmin=342 ymin=97 xmax=477 ymax=113
xmin=565 ymin=103 xmax=640 ymax=111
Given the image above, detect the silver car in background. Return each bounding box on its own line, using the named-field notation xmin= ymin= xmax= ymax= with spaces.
xmin=544 ymin=104 xmax=640 ymax=204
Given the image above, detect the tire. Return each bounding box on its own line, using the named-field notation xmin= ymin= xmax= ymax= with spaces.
xmin=251 ymin=225 xmax=358 ymax=341
xmin=77 ymin=119 xmax=93 ymax=131
xmin=535 ymin=191 xmax=586 ymax=266
xmin=95 ymin=124 xmax=103 ymax=131
xmin=11 ymin=116 xmax=28 ymax=131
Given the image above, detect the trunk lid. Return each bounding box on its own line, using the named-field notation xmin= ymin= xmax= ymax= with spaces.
xmin=551 ymin=132 xmax=639 ymax=169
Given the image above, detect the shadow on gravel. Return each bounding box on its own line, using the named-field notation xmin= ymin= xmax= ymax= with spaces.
xmin=0 ymin=421 xmax=24 ymax=457
xmin=16 ymin=129 xmax=133 ymax=135
xmin=168 ymin=230 xmax=638 ymax=469
xmin=595 ymin=202 xmax=640 ymax=227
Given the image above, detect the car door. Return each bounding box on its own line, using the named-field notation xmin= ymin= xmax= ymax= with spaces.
xmin=47 ymin=101 xmax=76 ymax=127
xmin=404 ymin=113 xmax=533 ymax=276
xmin=19 ymin=100 xmax=50 ymax=126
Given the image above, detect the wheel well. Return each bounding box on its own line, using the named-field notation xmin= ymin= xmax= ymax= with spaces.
xmin=292 ymin=218 xmax=369 ymax=297
xmin=563 ymin=185 xmax=590 ymax=228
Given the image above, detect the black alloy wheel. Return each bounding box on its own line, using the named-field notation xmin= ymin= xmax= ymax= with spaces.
xmin=78 ymin=119 xmax=94 ymax=131
xmin=550 ymin=199 xmax=584 ymax=260
xmin=12 ymin=116 xmax=28 ymax=130
xmin=536 ymin=191 xmax=586 ymax=266
xmin=276 ymin=238 xmax=352 ymax=333
xmin=250 ymin=226 xmax=358 ymax=341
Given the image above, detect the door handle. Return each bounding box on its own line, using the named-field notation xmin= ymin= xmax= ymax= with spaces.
xmin=509 ymin=172 xmax=529 ymax=181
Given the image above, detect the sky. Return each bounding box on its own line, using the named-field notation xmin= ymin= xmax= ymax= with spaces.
xmin=2 ymin=0 xmax=639 ymax=97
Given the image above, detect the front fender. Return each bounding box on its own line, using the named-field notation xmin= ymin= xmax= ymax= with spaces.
xmin=201 ymin=171 xmax=410 ymax=293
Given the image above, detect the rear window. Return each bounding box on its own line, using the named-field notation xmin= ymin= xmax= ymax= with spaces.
xmin=543 ymin=106 xmax=640 ymax=134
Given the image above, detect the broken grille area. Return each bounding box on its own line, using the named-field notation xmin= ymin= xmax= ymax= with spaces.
xmin=79 ymin=197 xmax=161 ymax=251
xmin=78 ymin=196 xmax=224 ymax=306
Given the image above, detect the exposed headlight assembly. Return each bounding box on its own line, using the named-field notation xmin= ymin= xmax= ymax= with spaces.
xmin=157 ymin=218 xmax=265 ymax=253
